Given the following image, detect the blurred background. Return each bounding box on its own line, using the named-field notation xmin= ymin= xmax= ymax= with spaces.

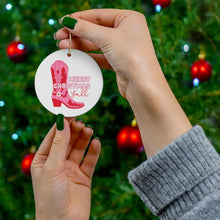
xmin=0 ymin=0 xmax=220 ymax=219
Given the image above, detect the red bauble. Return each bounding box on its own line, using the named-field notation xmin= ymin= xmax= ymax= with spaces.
xmin=116 ymin=125 xmax=144 ymax=155
xmin=152 ymin=0 xmax=171 ymax=8
xmin=21 ymin=154 xmax=35 ymax=175
xmin=191 ymin=60 xmax=212 ymax=82
xmin=7 ymin=41 xmax=28 ymax=62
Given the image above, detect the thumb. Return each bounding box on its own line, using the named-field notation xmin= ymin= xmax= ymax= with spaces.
xmin=61 ymin=16 xmax=110 ymax=48
xmin=46 ymin=115 xmax=70 ymax=167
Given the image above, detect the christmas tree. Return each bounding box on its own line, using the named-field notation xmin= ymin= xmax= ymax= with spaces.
xmin=0 ymin=0 xmax=219 ymax=219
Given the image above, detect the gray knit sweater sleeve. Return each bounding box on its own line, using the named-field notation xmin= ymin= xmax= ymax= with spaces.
xmin=128 ymin=125 xmax=220 ymax=220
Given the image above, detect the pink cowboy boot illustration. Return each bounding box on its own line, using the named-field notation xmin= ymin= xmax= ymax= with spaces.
xmin=51 ymin=60 xmax=84 ymax=109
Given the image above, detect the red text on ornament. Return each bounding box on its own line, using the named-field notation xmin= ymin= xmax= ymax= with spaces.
xmin=71 ymin=89 xmax=89 ymax=99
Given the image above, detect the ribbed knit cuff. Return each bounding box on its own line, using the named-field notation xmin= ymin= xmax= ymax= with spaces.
xmin=128 ymin=125 xmax=220 ymax=218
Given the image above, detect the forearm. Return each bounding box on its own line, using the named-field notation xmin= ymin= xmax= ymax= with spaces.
xmin=126 ymin=58 xmax=192 ymax=158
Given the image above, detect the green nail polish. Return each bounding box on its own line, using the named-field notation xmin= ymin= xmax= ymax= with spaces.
xmin=94 ymin=136 xmax=100 ymax=141
xmin=53 ymin=32 xmax=57 ymax=40
xmin=76 ymin=118 xmax=84 ymax=123
xmin=57 ymin=114 xmax=64 ymax=130
xmin=86 ymin=124 xmax=94 ymax=130
xmin=62 ymin=17 xmax=78 ymax=29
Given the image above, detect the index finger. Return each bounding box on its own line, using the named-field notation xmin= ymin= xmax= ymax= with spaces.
xmin=35 ymin=124 xmax=56 ymax=157
xmin=67 ymin=8 xmax=127 ymax=27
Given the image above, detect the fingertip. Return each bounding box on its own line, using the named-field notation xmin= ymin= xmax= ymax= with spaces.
xmin=84 ymin=126 xmax=94 ymax=136
xmin=58 ymin=39 xmax=72 ymax=49
xmin=53 ymin=32 xmax=57 ymax=40
xmin=56 ymin=114 xmax=64 ymax=130
xmin=57 ymin=40 xmax=64 ymax=48
xmin=56 ymin=116 xmax=69 ymax=130
xmin=54 ymin=28 xmax=69 ymax=40
xmin=75 ymin=118 xmax=85 ymax=123
xmin=71 ymin=119 xmax=85 ymax=132
xmin=61 ymin=16 xmax=78 ymax=30
xmin=56 ymin=40 xmax=60 ymax=48
xmin=58 ymin=17 xmax=62 ymax=25
xmin=79 ymin=136 xmax=101 ymax=178
xmin=86 ymin=124 xmax=94 ymax=130
xmin=90 ymin=138 xmax=101 ymax=153
xmin=93 ymin=136 xmax=101 ymax=143
xmin=55 ymin=118 xmax=70 ymax=141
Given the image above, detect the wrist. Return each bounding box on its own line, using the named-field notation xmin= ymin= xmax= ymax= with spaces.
xmin=125 ymin=57 xmax=165 ymax=107
xmin=125 ymin=51 xmax=164 ymax=100
xmin=125 ymin=61 xmax=192 ymax=157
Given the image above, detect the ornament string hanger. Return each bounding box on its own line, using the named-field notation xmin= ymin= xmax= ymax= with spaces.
xmin=67 ymin=32 xmax=72 ymax=57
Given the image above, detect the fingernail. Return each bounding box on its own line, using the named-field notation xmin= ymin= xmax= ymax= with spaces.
xmin=62 ymin=17 xmax=78 ymax=29
xmin=57 ymin=114 xmax=64 ymax=130
xmin=94 ymin=136 xmax=100 ymax=141
xmin=56 ymin=41 xmax=60 ymax=47
xmin=76 ymin=118 xmax=84 ymax=123
xmin=58 ymin=18 xmax=62 ymax=25
xmin=53 ymin=32 xmax=57 ymax=40
xmin=86 ymin=124 xmax=93 ymax=130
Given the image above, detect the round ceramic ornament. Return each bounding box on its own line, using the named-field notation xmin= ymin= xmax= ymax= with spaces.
xmin=35 ymin=49 xmax=103 ymax=117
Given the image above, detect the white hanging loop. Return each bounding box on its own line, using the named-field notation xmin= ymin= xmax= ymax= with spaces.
xmin=67 ymin=32 xmax=71 ymax=57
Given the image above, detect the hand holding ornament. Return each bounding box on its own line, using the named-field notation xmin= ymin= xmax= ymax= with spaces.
xmin=31 ymin=116 xmax=101 ymax=220
xmin=55 ymin=9 xmax=192 ymax=157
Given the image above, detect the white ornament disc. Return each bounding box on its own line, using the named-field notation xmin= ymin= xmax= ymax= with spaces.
xmin=35 ymin=49 xmax=103 ymax=117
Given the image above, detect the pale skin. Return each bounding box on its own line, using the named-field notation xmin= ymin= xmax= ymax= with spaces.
xmin=31 ymin=9 xmax=192 ymax=220
xmin=31 ymin=119 xmax=101 ymax=220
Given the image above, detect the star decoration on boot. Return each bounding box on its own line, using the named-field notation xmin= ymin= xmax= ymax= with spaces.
xmin=56 ymin=92 xmax=61 ymax=97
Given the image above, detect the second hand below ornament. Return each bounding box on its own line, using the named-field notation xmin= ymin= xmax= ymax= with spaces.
xmin=35 ymin=33 xmax=103 ymax=117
